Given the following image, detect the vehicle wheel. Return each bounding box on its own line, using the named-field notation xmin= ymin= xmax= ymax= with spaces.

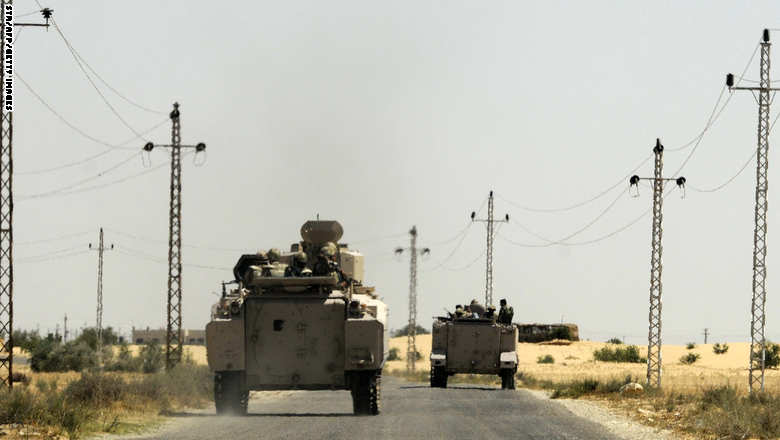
xmin=350 ymin=371 xmax=381 ymax=415
xmin=500 ymin=370 xmax=516 ymax=390
xmin=432 ymin=366 xmax=447 ymax=388
xmin=214 ymin=371 xmax=248 ymax=415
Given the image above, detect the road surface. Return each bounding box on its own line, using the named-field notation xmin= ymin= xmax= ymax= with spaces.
xmin=124 ymin=378 xmax=626 ymax=440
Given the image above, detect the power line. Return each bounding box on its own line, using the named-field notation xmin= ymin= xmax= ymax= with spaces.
xmin=687 ymin=104 xmax=780 ymax=193
xmin=105 ymin=228 xmax=246 ymax=253
xmin=15 ymin=71 xmax=167 ymax=153
xmin=16 ymin=230 xmax=91 ymax=246
xmin=18 ymin=152 xmax=141 ymax=199
xmin=16 ymin=153 xmax=187 ymax=202
xmin=49 ymin=16 xmax=148 ymax=139
xmin=17 ymin=249 xmax=90 ymax=264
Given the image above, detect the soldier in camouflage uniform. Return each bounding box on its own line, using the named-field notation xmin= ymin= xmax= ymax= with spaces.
xmin=284 ymin=252 xmax=311 ymax=277
xmin=313 ymin=242 xmax=343 ymax=279
xmin=497 ymin=298 xmax=514 ymax=325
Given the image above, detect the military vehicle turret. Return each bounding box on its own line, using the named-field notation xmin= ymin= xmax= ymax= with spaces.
xmin=206 ymin=220 xmax=388 ymax=415
xmin=430 ymin=304 xmax=518 ymax=389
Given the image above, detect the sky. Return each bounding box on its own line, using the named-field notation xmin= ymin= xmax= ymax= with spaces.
xmin=8 ymin=0 xmax=780 ymax=346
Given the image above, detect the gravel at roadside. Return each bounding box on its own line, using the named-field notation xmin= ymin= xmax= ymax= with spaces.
xmin=524 ymin=389 xmax=681 ymax=440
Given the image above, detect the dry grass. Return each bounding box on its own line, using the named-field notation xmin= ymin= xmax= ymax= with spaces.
xmin=388 ymin=335 xmax=780 ymax=394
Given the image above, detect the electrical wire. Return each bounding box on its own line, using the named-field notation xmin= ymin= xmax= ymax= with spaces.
xmin=106 ymin=228 xmax=246 ymax=253
xmin=17 ymin=245 xmax=84 ymax=261
xmin=49 ymin=16 xmax=148 ymax=139
xmin=496 ymin=155 xmax=651 ymax=214
xmin=44 ymin=16 xmax=165 ymax=115
xmin=15 ymin=9 xmax=43 ymax=19
xmin=115 ymin=245 xmax=232 ymax=271
xmin=349 ymin=232 xmax=409 ymax=246
xmin=671 ymin=43 xmax=760 ymax=176
xmin=497 ymin=43 xmax=759 ymax=215
xmin=18 ymin=152 xmax=142 ymax=199
xmin=16 ymin=153 xmax=190 ymax=202
xmin=425 ymin=222 xmax=473 ymax=246
xmin=15 ymin=71 xmax=166 ymax=153
xmin=16 ymin=118 xmax=169 ymax=176
xmin=426 ymin=223 xmax=474 ymax=271
xmin=16 ymin=230 xmax=91 ymax=246
xmin=17 ymin=249 xmax=90 ymax=264
xmin=687 ymin=104 xmax=780 ymax=193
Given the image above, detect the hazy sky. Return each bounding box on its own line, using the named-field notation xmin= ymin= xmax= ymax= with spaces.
xmin=10 ymin=1 xmax=780 ymax=346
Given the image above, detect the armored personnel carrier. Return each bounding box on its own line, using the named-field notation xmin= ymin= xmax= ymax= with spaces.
xmin=206 ymin=220 xmax=388 ymax=415
xmin=430 ymin=309 xmax=518 ymax=389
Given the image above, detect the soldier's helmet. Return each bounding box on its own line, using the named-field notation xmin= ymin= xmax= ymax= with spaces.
xmin=319 ymin=242 xmax=337 ymax=257
xmin=487 ymin=305 xmax=496 ymax=311
xmin=256 ymin=250 xmax=268 ymax=260
xmin=455 ymin=305 xmax=463 ymax=311
xmin=500 ymin=298 xmax=507 ymax=306
xmin=268 ymin=248 xmax=282 ymax=262
xmin=293 ymin=251 xmax=307 ymax=264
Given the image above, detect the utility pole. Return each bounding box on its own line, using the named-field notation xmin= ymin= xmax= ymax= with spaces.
xmin=395 ymin=226 xmax=430 ymax=372
xmin=725 ymin=29 xmax=780 ymax=393
xmin=63 ymin=314 xmax=68 ymax=343
xmin=143 ymin=103 xmax=206 ymax=370
xmin=0 ymin=4 xmax=52 ymax=389
xmin=471 ymin=191 xmax=509 ymax=306
xmin=703 ymin=328 xmax=710 ymax=344
xmin=629 ymin=139 xmax=687 ymax=388
xmin=89 ymin=228 xmax=112 ymax=367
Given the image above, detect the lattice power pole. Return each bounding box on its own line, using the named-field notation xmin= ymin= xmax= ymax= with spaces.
xmin=89 ymin=228 xmax=112 ymax=368
xmin=0 ymin=4 xmax=51 ymax=389
xmin=143 ymin=103 xmax=206 ymax=370
xmin=629 ymin=139 xmax=687 ymax=388
xmin=395 ymin=226 xmax=430 ymax=372
xmin=726 ymin=29 xmax=780 ymax=393
xmin=471 ymin=191 xmax=509 ymax=306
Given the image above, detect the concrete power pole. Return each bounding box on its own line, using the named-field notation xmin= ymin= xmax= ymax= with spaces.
xmin=471 ymin=191 xmax=509 ymax=306
xmin=90 ymin=228 xmax=113 ymax=367
xmin=395 ymin=226 xmax=430 ymax=372
xmin=63 ymin=314 xmax=68 ymax=343
xmin=143 ymin=103 xmax=206 ymax=370
xmin=703 ymin=328 xmax=710 ymax=344
xmin=0 ymin=4 xmax=51 ymax=389
xmin=726 ymin=29 xmax=780 ymax=393
xmin=629 ymin=139 xmax=687 ymax=388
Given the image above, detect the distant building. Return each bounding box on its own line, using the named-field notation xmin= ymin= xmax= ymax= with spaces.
xmin=516 ymin=323 xmax=579 ymax=343
xmin=132 ymin=327 xmax=206 ymax=345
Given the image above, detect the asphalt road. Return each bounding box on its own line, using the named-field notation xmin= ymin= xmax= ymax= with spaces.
xmin=124 ymin=378 xmax=625 ymax=440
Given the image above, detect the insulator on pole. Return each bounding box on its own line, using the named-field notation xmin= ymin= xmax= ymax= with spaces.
xmin=764 ymin=29 xmax=770 ymax=43
xmin=726 ymin=73 xmax=735 ymax=88
xmin=653 ymin=138 xmax=663 ymax=154
xmin=630 ymin=175 xmax=640 ymax=186
xmin=675 ymin=177 xmax=687 ymax=187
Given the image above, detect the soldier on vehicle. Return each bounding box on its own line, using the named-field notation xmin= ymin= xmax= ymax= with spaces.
xmin=469 ymin=299 xmax=486 ymax=317
xmin=265 ymin=248 xmax=287 ymax=277
xmin=313 ymin=242 xmax=345 ymax=279
xmin=484 ymin=305 xmax=496 ymax=321
xmin=284 ymin=252 xmax=311 ymax=277
xmin=454 ymin=305 xmax=464 ymax=319
xmin=498 ymin=298 xmax=514 ymax=325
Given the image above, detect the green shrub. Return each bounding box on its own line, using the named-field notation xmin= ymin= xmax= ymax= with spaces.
xmin=140 ymin=342 xmax=164 ymax=373
xmin=550 ymin=376 xmax=634 ymax=399
xmin=105 ymin=342 xmax=142 ymax=372
xmin=593 ymin=345 xmax=645 ymax=363
xmin=680 ymin=352 xmax=701 ymax=365
xmin=752 ymin=342 xmax=780 ymax=368
xmin=606 ymin=338 xmax=623 ymax=345
xmin=686 ymin=342 xmax=696 ymax=350
xmin=713 ymin=343 xmax=729 ymax=355
xmin=537 ymin=354 xmax=555 ymax=364
xmin=387 ymin=347 xmax=400 ymax=361
xmin=31 ymin=340 xmax=97 ymax=372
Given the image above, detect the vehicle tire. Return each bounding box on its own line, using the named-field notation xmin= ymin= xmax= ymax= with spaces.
xmin=350 ymin=371 xmax=381 ymax=416
xmin=214 ymin=371 xmax=248 ymax=415
xmin=430 ymin=366 xmax=446 ymax=388
xmin=500 ymin=369 xmax=516 ymax=390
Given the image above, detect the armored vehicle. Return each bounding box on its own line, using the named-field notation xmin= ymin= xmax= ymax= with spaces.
xmin=430 ymin=312 xmax=518 ymax=389
xmin=206 ymin=220 xmax=388 ymax=415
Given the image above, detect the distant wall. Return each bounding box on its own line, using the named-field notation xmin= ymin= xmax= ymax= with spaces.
xmin=132 ymin=328 xmax=206 ymax=345
xmin=516 ymin=323 xmax=579 ymax=342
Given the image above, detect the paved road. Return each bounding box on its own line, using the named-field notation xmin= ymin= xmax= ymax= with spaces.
xmin=125 ymin=378 xmax=625 ymax=440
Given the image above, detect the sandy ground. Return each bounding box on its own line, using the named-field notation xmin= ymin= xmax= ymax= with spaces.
xmin=388 ymin=334 xmax=780 ymax=393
